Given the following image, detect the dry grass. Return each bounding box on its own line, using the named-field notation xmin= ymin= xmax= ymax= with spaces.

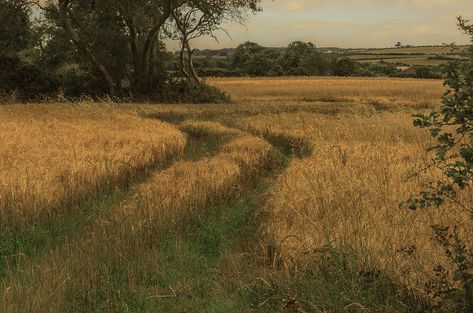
xmin=0 ymin=103 xmax=186 ymax=224
xmin=362 ymin=45 xmax=469 ymax=55
xmin=0 ymin=122 xmax=274 ymax=312
xmin=179 ymin=119 xmax=243 ymax=138
xmin=235 ymin=112 xmax=473 ymax=296
xmin=0 ymin=76 xmax=468 ymax=311
xmin=208 ymin=77 xmax=444 ymax=108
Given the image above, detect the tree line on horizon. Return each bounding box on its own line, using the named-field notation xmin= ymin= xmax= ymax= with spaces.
xmin=0 ymin=0 xmax=442 ymax=103
xmin=191 ymin=40 xmax=443 ymax=79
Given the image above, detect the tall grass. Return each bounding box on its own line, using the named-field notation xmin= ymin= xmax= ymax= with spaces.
xmin=235 ymin=112 xmax=473 ymax=307
xmin=209 ymin=76 xmax=444 ymax=108
xmin=0 ymin=122 xmax=276 ymax=312
xmin=0 ymin=104 xmax=186 ymax=226
xmin=0 ymin=77 xmax=459 ymax=311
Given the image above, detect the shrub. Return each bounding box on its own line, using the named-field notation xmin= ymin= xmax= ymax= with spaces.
xmin=155 ymin=79 xmax=230 ymax=104
xmin=334 ymin=57 xmax=357 ymax=76
xmin=59 ymin=70 xmax=109 ymax=98
xmin=406 ymin=17 xmax=473 ymax=312
xmin=0 ymin=54 xmax=58 ymax=101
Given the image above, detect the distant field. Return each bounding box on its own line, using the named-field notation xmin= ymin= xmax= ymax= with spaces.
xmin=208 ymin=76 xmax=444 ymax=107
xmin=1 ymin=77 xmax=468 ymax=312
xmin=355 ymin=45 xmax=468 ymax=55
xmin=356 ymin=57 xmax=446 ymax=66
xmin=347 ymin=45 xmax=469 ymax=66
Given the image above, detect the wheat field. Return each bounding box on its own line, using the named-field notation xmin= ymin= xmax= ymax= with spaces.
xmin=0 ymin=77 xmax=468 ymax=312
xmin=208 ymin=77 xmax=444 ymax=108
xmin=0 ymin=104 xmax=186 ymax=224
xmin=234 ymin=112 xmax=473 ymax=295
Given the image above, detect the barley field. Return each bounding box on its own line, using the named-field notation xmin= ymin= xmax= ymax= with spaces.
xmin=1 ymin=77 xmax=469 ymax=312
xmin=208 ymin=77 xmax=444 ymax=107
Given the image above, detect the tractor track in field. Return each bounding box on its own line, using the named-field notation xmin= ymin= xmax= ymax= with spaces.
xmin=0 ymin=125 xmax=223 ymax=281
xmin=145 ymin=110 xmax=314 ymax=159
xmin=1 ymin=118 xmax=311 ymax=312
xmin=130 ymin=118 xmax=310 ymax=312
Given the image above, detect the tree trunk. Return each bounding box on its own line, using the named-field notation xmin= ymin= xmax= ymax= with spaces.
xmin=185 ymin=40 xmax=200 ymax=84
xmin=139 ymin=1 xmax=184 ymax=93
xmin=149 ymin=34 xmax=158 ymax=83
xmin=58 ymin=0 xmax=116 ymax=96
xmin=141 ymin=17 xmax=169 ymax=93
xmin=116 ymin=3 xmax=141 ymax=94
xmin=178 ymin=37 xmax=191 ymax=79
xmin=128 ymin=19 xmax=141 ymax=91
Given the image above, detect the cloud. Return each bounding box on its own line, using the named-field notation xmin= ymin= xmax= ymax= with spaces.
xmin=168 ymin=0 xmax=473 ymax=49
xmin=289 ymin=23 xmax=352 ymax=30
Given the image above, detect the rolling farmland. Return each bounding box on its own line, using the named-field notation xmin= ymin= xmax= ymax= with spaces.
xmin=0 ymin=77 xmax=470 ymax=312
xmin=345 ymin=45 xmax=469 ymax=66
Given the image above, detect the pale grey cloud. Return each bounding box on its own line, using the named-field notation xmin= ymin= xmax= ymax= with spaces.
xmin=182 ymin=0 xmax=473 ymax=49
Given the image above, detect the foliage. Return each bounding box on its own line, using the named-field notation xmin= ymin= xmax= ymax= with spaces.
xmin=281 ymin=41 xmax=330 ymax=75
xmin=407 ymin=17 xmax=473 ymax=312
xmin=156 ymin=79 xmax=229 ymax=104
xmin=0 ymin=0 xmax=30 ymax=55
xmin=230 ymin=41 xmax=334 ymax=76
xmin=334 ymin=57 xmax=358 ymax=76
xmin=357 ymin=62 xmax=402 ymax=77
xmin=246 ymin=49 xmax=283 ymax=76
xmin=231 ymin=41 xmax=265 ymax=70
xmin=414 ymin=65 xmax=442 ymax=79
xmin=9 ymin=0 xmax=262 ymax=100
xmin=0 ymin=54 xmax=58 ymax=101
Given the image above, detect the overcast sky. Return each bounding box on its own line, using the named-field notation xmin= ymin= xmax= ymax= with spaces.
xmin=174 ymin=0 xmax=473 ymax=50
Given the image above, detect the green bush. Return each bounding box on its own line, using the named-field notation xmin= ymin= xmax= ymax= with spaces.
xmin=333 ymin=57 xmax=358 ymax=76
xmin=60 ymin=70 xmax=110 ymax=98
xmin=406 ymin=17 xmax=473 ymax=312
xmin=0 ymin=54 xmax=58 ymax=101
xmin=155 ymin=79 xmax=229 ymax=104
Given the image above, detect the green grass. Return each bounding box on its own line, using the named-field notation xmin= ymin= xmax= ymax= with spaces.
xmin=354 ymin=56 xmax=447 ymax=66
xmin=58 ymin=175 xmax=272 ymax=313
xmin=246 ymin=249 xmax=430 ymax=312
xmin=0 ymin=132 xmax=222 ymax=281
xmin=139 ymin=182 xmax=269 ymax=313
xmin=0 ymin=185 xmax=130 ymax=279
xmin=0 ymin=116 xmax=435 ymax=312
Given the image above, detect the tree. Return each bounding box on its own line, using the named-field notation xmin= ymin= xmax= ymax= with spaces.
xmin=28 ymin=0 xmax=262 ymax=98
xmin=334 ymin=57 xmax=357 ymax=76
xmin=246 ymin=49 xmax=282 ymax=76
xmin=407 ymin=17 xmax=473 ymax=312
xmin=231 ymin=41 xmax=264 ymax=71
xmin=56 ymin=0 xmax=179 ymax=96
xmin=282 ymin=41 xmax=316 ymax=75
xmin=395 ymin=41 xmax=402 ymax=48
xmin=170 ymin=0 xmax=260 ymax=84
xmin=0 ymin=0 xmax=30 ymax=55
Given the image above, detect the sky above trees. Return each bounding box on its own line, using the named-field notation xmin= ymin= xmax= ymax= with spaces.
xmin=182 ymin=0 xmax=473 ymax=49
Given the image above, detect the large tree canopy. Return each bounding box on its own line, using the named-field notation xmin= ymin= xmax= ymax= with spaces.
xmin=26 ymin=0 xmax=261 ymax=97
xmin=0 ymin=0 xmax=30 ymax=55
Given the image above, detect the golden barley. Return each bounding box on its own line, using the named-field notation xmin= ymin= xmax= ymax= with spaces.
xmin=0 ymin=103 xmax=186 ymax=223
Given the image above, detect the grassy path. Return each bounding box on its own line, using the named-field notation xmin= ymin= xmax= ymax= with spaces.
xmin=1 ymin=117 xmax=430 ymax=312
xmin=128 ymin=121 xmax=290 ymax=312
xmin=0 ymin=129 xmax=222 ymax=280
xmin=139 ymin=180 xmax=271 ymax=312
xmin=162 ymin=119 xmax=428 ymax=313
xmin=0 ymin=121 xmax=286 ymax=312
xmin=92 ymin=120 xmax=298 ymax=312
